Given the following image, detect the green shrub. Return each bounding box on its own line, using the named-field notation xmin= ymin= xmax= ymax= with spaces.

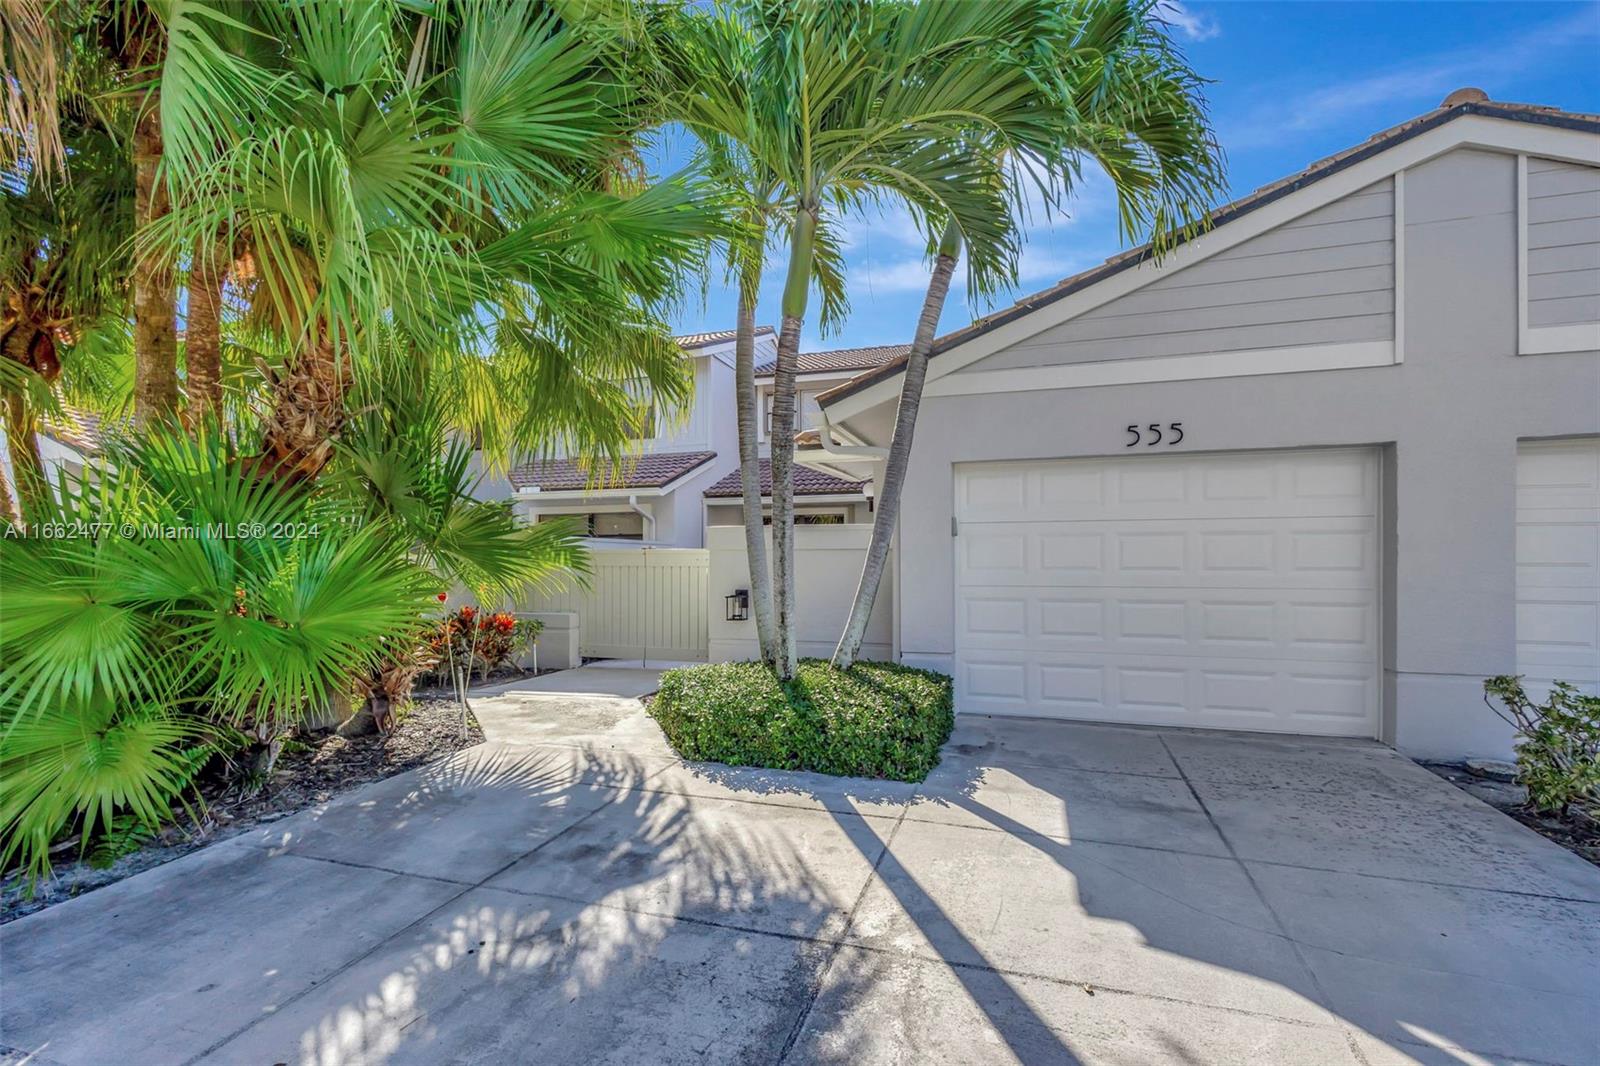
xmin=1483 ymin=675 xmax=1600 ymax=816
xmin=649 ymin=659 xmax=954 ymax=782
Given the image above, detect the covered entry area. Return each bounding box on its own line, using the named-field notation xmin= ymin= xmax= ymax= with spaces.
xmin=953 ymin=447 xmax=1382 ymax=737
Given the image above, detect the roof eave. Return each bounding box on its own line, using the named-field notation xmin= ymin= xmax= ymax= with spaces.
xmin=818 ymin=100 xmax=1600 ymax=412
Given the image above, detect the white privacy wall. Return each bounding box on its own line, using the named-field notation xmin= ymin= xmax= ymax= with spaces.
xmin=519 ymin=548 xmax=710 ymax=662
xmin=707 ymin=525 xmax=892 ymax=663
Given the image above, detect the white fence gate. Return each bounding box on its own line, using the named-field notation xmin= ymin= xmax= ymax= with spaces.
xmin=520 ymin=547 xmax=710 ymax=663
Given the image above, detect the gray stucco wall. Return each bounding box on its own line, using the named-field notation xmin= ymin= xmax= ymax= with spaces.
xmin=965 ymin=180 xmax=1395 ymax=371
xmin=845 ymin=146 xmax=1600 ymax=760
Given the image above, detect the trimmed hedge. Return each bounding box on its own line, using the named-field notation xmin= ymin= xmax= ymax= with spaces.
xmin=649 ymin=659 xmax=954 ymax=782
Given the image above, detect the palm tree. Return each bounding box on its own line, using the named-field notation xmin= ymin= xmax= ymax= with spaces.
xmin=666 ymin=0 xmax=1075 ymax=677
xmin=1 ymin=0 xmax=65 ymax=178
xmin=832 ymin=0 xmax=1226 ymax=667
xmin=1 ymin=109 xmax=133 ymax=519
xmin=143 ymin=0 xmax=722 ymax=483
xmin=656 ymin=6 xmax=848 ymax=666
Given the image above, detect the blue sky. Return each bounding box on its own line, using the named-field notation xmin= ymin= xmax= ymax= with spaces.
xmin=659 ymin=0 xmax=1600 ymax=353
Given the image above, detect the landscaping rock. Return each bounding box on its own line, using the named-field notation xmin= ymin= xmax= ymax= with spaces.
xmin=1465 ymin=758 xmax=1519 ymax=783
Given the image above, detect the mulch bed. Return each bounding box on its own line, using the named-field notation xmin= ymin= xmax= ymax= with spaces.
xmin=1423 ymin=762 xmax=1600 ymax=868
xmin=2 ymin=697 xmax=484 ymax=925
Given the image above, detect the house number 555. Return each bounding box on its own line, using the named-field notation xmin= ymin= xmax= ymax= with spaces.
xmin=1126 ymin=422 xmax=1184 ymax=447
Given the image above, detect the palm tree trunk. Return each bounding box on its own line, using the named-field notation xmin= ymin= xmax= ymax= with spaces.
xmin=132 ymin=105 xmax=178 ymax=428
xmin=734 ymin=281 xmax=777 ymax=664
xmin=254 ymin=332 xmax=348 ymax=483
xmin=769 ymin=207 xmax=817 ymax=679
xmin=770 ymin=314 xmax=801 ymax=678
xmin=833 ymin=221 xmax=962 ymax=669
xmin=3 ymin=389 xmax=46 ymax=523
xmin=184 ymin=238 xmax=227 ymax=424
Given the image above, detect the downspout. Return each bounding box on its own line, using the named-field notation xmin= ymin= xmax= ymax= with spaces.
xmin=626 ymin=494 xmax=657 ymax=542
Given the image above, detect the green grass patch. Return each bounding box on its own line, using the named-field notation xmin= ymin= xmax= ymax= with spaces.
xmin=648 ymin=659 xmax=954 ymax=782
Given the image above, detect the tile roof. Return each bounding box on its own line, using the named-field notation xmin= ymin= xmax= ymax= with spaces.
xmin=509 ymin=451 xmax=715 ymax=492
xmin=755 ymin=343 xmax=910 ymax=377
xmin=703 ymin=458 xmax=867 ymax=498
xmin=675 ymin=326 xmax=774 ymax=350
xmin=820 ymin=94 xmax=1600 ymax=407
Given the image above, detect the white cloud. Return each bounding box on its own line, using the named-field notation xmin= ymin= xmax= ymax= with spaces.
xmin=1155 ymin=1 xmax=1220 ymax=43
xmin=852 ymin=256 xmax=959 ymax=296
xmin=1224 ymin=7 xmax=1599 ymax=148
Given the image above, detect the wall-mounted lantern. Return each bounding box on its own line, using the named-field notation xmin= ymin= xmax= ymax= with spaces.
xmin=725 ymin=588 xmax=750 ymax=622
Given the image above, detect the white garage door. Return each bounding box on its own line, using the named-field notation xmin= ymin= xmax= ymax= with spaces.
xmin=1516 ymin=439 xmax=1600 ymax=695
xmin=954 ymin=448 xmax=1381 ymax=736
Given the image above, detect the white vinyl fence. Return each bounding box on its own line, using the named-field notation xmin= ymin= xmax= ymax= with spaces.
xmin=706 ymin=524 xmax=892 ymax=663
xmin=519 ymin=547 xmax=710 ymax=663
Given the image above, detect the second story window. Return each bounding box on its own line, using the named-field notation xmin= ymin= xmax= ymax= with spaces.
xmin=764 ymin=389 xmax=824 ymax=436
xmin=626 ymin=399 xmax=657 ymax=440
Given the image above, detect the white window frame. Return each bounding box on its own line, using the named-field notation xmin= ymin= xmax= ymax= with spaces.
xmin=1517 ymin=153 xmax=1600 ymax=356
xmin=535 ymin=507 xmax=647 ymax=539
xmin=758 ymin=506 xmax=850 ymax=526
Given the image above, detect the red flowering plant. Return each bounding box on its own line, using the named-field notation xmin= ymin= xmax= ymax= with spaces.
xmin=426 ymin=606 xmax=542 ymax=683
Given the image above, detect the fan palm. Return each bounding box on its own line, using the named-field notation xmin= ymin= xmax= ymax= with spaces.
xmin=335 ymin=358 xmax=591 ymax=604
xmin=142 ymin=0 xmax=722 ymax=482
xmin=0 ymin=425 xmax=440 ymax=881
xmin=832 ymin=0 xmax=1226 ymax=667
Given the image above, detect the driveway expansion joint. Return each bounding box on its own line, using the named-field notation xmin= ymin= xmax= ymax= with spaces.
xmin=775 ymin=796 xmax=913 ymax=1065
xmin=1157 ymin=733 xmax=1374 ymax=1066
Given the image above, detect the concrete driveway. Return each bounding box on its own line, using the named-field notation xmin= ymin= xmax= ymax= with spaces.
xmin=3 ymin=667 xmax=1596 ymax=1065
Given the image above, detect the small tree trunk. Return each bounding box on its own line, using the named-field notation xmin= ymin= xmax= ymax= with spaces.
xmin=769 ymin=314 xmax=801 ymax=678
xmin=254 ymin=332 xmax=349 ymax=483
xmin=185 ymin=238 xmax=227 ymax=424
xmin=769 ymin=207 xmax=817 ymax=679
xmin=734 ymin=281 xmax=777 ymax=664
xmin=833 ymin=223 xmax=962 ymax=669
xmin=132 ymin=105 xmax=178 ymax=428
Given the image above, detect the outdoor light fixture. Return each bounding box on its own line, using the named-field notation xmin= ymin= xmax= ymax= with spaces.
xmin=725 ymin=588 xmax=750 ymax=622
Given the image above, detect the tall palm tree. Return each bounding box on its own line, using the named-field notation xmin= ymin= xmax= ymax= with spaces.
xmin=832 ymin=0 xmax=1227 ymax=667
xmin=668 ymin=0 xmax=1074 ymax=677
xmin=656 ymin=6 xmax=850 ymax=667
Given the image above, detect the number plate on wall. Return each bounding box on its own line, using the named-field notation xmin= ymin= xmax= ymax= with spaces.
xmin=1126 ymin=422 xmax=1185 ymax=447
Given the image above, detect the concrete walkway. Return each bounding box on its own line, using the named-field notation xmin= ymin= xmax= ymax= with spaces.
xmin=3 ymin=682 xmax=1597 ymax=1065
xmin=466 ymin=662 xmax=672 ymax=750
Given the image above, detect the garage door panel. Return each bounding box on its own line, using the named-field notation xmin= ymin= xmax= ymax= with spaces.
xmin=955 ymin=449 xmax=1381 ymax=736
xmin=1515 ymin=522 xmax=1599 ymax=589
xmin=1517 ymin=439 xmax=1600 ymax=510
xmin=955 ymin=650 xmax=1379 ymax=736
xmin=1517 ymin=439 xmax=1600 ymax=692
xmin=956 ymin=449 xmax=1377 ymax=524
xmin=961 ymin=517 xmax=1376 ymax=589
xmin=957 ymin=586 xmax=1377 ymax=664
